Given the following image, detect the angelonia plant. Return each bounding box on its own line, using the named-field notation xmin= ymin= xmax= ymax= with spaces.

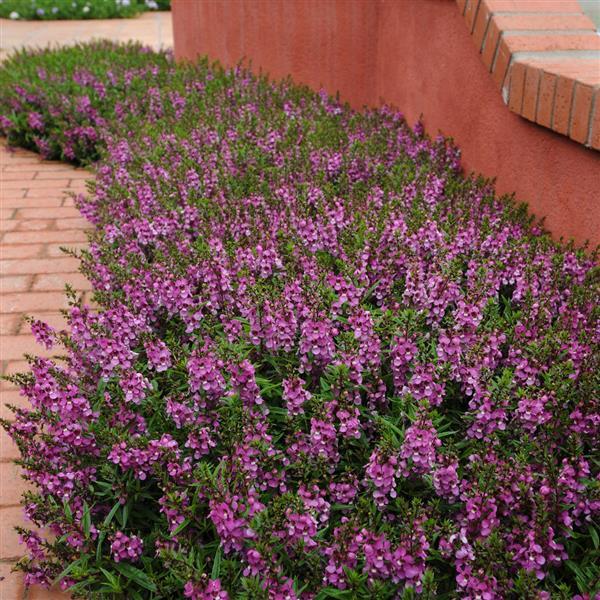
xmin=0 ymin=42 xmax=173 ymax=164
xmin=1 ymin=42 xmax=599 ymax=599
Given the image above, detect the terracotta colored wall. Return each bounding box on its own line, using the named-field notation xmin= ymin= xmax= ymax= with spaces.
xmin=171 ymin=0 xmax=600 ymax=247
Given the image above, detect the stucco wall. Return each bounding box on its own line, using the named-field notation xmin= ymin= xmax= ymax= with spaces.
xmin=172 ymin=0 xmax=600 ymax=247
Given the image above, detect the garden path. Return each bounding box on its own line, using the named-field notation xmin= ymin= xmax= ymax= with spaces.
xmin=0 ymin=142 xmax=90 ymax=598
xmin=0 ymin=11 xmax=173 ymax=60
xmin=0 ymin=10 xmax=172 ymax=599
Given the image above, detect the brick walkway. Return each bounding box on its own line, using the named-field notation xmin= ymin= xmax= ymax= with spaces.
xmin=1 ymin=12 xmax=172 ymax=599
xmin=1 ymin=142 xmax=91 ymax=598
xmin=0 ymin=11 xmax=173 ymax=60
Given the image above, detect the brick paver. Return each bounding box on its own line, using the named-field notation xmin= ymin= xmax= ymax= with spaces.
xmin=0 ymin=12 xmax=173 ymax=597
xmin=0 ymin=11 xmax=173 ymax=60
xmin=0 ymin=143 xmax=92 ymax=599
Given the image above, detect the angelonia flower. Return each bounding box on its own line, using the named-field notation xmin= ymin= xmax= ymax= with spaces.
xmin=119 ymin=370 xmax=152 ymax=404
xmin=390 ymin=336 xmax=417 ymax=390
xmin=110 ymin=532 xmax=143 ymax=563
xmin=30 ymin=319 xmax=54 ymax=349
xmin=144 ymin=338 xmax=172 ymax=372
xmin=27 ymin=112 xmax=44 ymax=130
xmin=398 ymin=409 xmax=441 ymax=477
xmin=209 ymin=497 xmax=255 ymax=554
xmin=358 ymin=521 xmax=429 ymax=589
xmin=184 ymin=578 xmax=229 ymax=600
xmin=309 ymin=418 xmax=339 ymax=465
xmin=282 ymin=377 xmax=311 ymax=416
xmin=432 ymin=456 xmax=461 ymax=500
xmin=1 ymin=40 xmax=597 ymax=599
xmin=279 ymin=509 xmax=318 ymax=549
xmin=365 ymin=450 xmax=398 ymax=507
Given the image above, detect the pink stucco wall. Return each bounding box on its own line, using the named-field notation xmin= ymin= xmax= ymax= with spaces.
xmin=172 ymin=0 xmax=600 ymax=247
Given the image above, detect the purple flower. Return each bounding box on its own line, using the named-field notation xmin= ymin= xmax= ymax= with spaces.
xmin=31 ymin=319 xmax=54 ymax=349
xmin=3 ymin=42 xmax=598 ymax=597
xmin=184 ymin=578 xmax=229 ymax=600
xmin=188 ymin=349 xmax=225 ymax=400
xmin=27 ymin=112 xmax=44 ymax=130
xmin=299 ymin=317 xmax=337 ymax=372
xmin=144 ymin=339 xmax=172 ymax=372
xmin=209 ymin=497 xmax=255 ymax=554
xmin=119 ymin=370 xmax=152 ymax=404
xmin=365 ymin=450 xmax=398 ymax=507
xmin=110 ymin=531 xmax=143 ymax=563
xmin=282 ymin=377 xmax=311 ymax=416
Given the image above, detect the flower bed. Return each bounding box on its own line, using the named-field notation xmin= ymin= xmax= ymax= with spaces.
xmin=0 ymin=0 xmax=169 ymax=21
xmin=1 ymin=42 xmax=599 ymax=599
xmin=0 ymin=41 xmax=173 ymax=163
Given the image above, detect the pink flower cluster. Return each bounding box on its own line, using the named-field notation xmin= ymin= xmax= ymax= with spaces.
xmin=110 ymin=531 xmax=143 ymax=563
xmin=184 ymin=578 xmax=229 ymax=600
xmin=2 ymin=42 xmax=598 ymax=598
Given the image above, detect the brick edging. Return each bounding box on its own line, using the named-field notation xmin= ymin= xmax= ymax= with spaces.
xmin=457 ymin=0 xmax=600 ymax=150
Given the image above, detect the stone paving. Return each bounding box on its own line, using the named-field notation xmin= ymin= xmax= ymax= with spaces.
xmin=0 ymin=11 xmax=173 ymax=599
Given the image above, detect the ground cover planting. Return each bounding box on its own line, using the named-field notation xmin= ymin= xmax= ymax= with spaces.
xmin=0 ymin=41 xmax=599 ymax=599
xmin=0 ymin=41 xmax=172 ymax=163
xmin=0 ymin=0 xmax=169 ymax=21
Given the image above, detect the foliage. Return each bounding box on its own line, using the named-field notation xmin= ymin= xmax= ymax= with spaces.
xmin=0 ymin=41 xmax=173 ymax=163
xmin=1 ymin=41 xmax=599 ymax=599
xmin=0 ymin=0 xmax=169 ymax=21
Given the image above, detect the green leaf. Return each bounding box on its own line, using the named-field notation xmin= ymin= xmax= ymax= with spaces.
xmin=103 ymin=501 xmax=121 ymax=528
xmin=53 ymin=556 xmax=87 ymax=586
xmin=211 ymin=545 xmax=222 ymax=579
xmin=99 ymin=567 xmax=122 ymax=592
xmin=63 ymin=499 xmax=73 ymax=523
xmin=121 ymin=502 xmax=130 ymax=528
xmin=115 ymin=562 xmax=157 ymax=592
xmin=566 ymin=560 xmax=584 ymax=576
xmin=171 ymin=517 xmax=191 ymax=537
xmin=590 ymin=525 xmax=599 ymax=550
xmin=96 ymin=531 xmax=106 ymax=562
xmin=82 ymin=501 xmax=92 ymax=537
xmin=315 ymin=588 xmax=351 ymax=599
xmin=65 ymin=578 xmax=96 ymax=593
